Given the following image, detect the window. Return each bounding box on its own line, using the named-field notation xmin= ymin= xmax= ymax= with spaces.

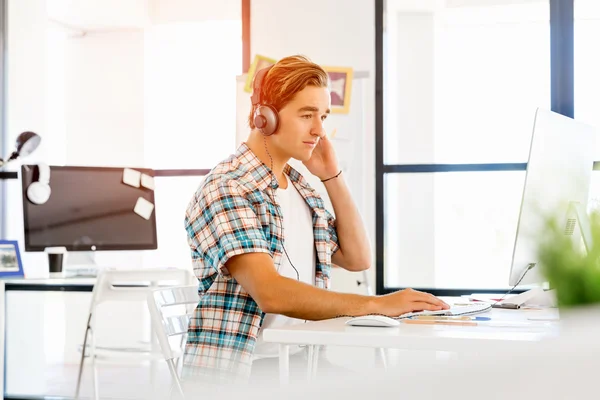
xmin=144 ymin=21 xmax=241 ymax=169
xmin=2 ymin=3 xmax=243 ymax=273
xmin=377 ymin=0 xmax=580 ymax=294
xmin=384 ymin=1 xmax=550 ymax=165
xmin=575 ymin=0 xmax=600 ymax=218
xmin=574 ymin=0 xmax=600 ymax=140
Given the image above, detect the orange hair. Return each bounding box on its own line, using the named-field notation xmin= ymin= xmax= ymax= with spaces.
xmin=248 ymin=55 xmax=329 ymax=129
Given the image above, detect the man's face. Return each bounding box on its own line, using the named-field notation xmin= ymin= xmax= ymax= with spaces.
xmin=272 ymin=85 xmax=331 ymax=162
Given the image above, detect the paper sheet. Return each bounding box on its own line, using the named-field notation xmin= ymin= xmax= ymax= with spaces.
xmin=133 ymin=197 xmax=154 ymax=220
xmin=123 ymin=168 xmax=141 ymax=188
xmin=141 ymin=174 xmax=155 ymax=190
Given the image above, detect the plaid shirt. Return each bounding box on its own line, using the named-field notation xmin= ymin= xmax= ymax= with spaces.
xmin=182 ymin=143 xmax=339 ymax=381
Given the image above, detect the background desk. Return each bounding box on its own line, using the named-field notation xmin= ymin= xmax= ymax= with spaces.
xmin=1 ymin=278 xmax=95 ymax=399
xmin=262 ymin=305 xmax=560 ymax=383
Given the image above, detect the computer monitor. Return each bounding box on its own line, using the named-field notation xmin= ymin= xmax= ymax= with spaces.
xmin=509 ymin=108 xmax=597 ymax=286
xmin=21 ymin=165 xmax=158 ymax=253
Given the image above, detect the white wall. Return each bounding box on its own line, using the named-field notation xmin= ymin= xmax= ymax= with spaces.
xmin=47 ymin=0 xmax=150 ymax=29
xmin=150 ymin=0 xmax=239 ymax=23
xmin=250 ymin=0 xmax=376 ymax=296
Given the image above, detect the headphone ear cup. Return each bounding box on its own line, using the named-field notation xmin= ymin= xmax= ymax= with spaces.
xmin=254 ymin=105 xmax=279 ymax=136
xmin=27 ymin=182 xmax=51 ymax=205
xmin=27 ymin=163 xmax=52 ymax=205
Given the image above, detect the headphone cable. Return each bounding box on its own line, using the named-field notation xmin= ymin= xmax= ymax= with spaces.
xmin=264 ymin=135 xmax=300 ymax=281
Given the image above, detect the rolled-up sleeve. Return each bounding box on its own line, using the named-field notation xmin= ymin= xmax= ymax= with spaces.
xmin=186 ymin=180 xmax=271 ymax=280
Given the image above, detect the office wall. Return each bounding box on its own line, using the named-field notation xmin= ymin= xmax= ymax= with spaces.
xmin=47 ymin=0 xmax=150 ymax=28
xmin=150 ymin=0 xmax=239 ymax=23
xmin=250 ymin=0 xmax=376 ymax=295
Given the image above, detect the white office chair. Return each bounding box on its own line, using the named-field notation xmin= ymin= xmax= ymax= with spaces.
xmin=74 ymin=268 xmax=195 ymax=400
xmin=146 ymin=285 xmax=199 ymax=399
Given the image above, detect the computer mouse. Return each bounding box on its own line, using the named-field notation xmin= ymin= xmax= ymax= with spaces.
xmin=345 ymin=315 xmax=400 ymax=327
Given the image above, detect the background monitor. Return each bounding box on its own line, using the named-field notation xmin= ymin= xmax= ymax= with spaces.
xmin=509 ymin=108 xmax=597 ymax=286
xmin=21 ymin=165 xmax=158 ymax=252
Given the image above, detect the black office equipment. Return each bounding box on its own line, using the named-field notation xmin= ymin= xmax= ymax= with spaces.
xmin=21 ymin=165 xmax=157 ymax=252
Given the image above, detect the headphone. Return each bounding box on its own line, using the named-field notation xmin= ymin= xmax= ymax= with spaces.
xmin=27 ymin=163 xmax=52 ymax=205
xmin=251 ymin=66 xmax=279 ymax=136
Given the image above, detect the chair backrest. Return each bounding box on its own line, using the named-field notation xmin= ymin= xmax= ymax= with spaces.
xmin=147 ymin=285 xmax=199 ymax=361
xmin=90 ymin=268 xmax=195 ymax=309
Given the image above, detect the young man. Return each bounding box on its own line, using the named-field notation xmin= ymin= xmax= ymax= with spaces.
xmin=182 ymin=55 xmax=449 ymax=382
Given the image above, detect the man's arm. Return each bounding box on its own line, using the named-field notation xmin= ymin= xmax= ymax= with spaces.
xmin=226 ymin=253 xmax=448 ymax=320
xmin=324 ymin=173 xmax=372 ymax=272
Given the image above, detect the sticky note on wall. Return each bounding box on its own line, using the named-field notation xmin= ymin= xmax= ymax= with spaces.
xmin=133 ymin=197 xmax=154 ymax=220
xmin=123 ymin=168 xmax=141 ymax=188
xmin=141 ymin=174 xmax=155 ymax=190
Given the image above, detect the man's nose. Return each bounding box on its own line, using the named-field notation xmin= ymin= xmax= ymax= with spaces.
xmin=311 ymin=120 xmax=325 ymax=137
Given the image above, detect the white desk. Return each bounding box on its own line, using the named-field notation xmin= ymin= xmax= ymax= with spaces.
xmin=262 ymin=306 xmax=560 ymax=383
xmin=1 ymin=278 xmax=95 ymax=399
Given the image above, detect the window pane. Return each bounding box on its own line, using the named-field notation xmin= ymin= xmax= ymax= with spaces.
xmin=384 ymin=171 xmax=525 ymax=289
xmin=384 ymin=1 xmax=550 ymax=164
xmin=144 ymin=21 xmax=241 ymax=169
xmin=575 ymin=0 xmax=600 ymax=155
xmin=142 ymin=175 xmax=205 ymax=270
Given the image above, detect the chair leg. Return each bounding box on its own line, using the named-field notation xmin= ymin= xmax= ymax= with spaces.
xmin=74 ymin=314 xmax=92 ymax=399
xmin=167 ymin=359 xmax=185 ymax=399
xmin=375 ymin=348 xmax=388 ymax=369
xmin=306 ymin=346 xmax=315 ymax=381
xmin=90 ymin=328 xmax=100 ymax=400
xmin=312 ymin=345 xmax=320 ymax=380
xmin=168 ymin=382 xmax=176 ymax=400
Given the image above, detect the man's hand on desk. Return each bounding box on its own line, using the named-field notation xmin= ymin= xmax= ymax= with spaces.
xmin=371 ymin=288 xmax=450 ymax=316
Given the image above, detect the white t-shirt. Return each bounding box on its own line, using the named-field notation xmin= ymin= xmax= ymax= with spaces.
xmin=253 ymin=175 xmax=316 ymax=359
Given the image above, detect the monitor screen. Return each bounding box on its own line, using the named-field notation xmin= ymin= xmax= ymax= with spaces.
xmin=21 ymin=165 xmax=158 ymax=252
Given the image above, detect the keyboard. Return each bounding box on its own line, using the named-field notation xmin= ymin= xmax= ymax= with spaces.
xmin=394 ymin=303 xmax=492 ymax=319
xmin=64 ymin=267 xmax=99 ymax=277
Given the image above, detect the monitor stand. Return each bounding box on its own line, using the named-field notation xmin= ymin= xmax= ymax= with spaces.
xmin=65 ymin=251 xmax=99 ymax=277
xmin=495 ymin=287 xmax=556 ymax=308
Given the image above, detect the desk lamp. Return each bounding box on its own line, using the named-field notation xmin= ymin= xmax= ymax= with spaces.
xmin=0 ymin=131 xmax=41 ymax=179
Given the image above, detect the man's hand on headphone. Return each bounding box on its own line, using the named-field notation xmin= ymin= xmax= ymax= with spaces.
xmin=303 ymin=133 xmax=341 ymax=181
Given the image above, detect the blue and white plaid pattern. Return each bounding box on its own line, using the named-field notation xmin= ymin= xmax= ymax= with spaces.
xmin=182 ymin=143 xmax=339 ymax=381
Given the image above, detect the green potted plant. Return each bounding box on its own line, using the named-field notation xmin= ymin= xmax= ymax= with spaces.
xmin=537 ymin=210 xmax=600 ymax=308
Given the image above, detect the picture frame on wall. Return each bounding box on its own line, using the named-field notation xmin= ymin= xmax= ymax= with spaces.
xmin=324 ymin=66 xmax=353 ymax=114
xmin=244 ymin=54 xmax=278 ymax=93
xmin=0 ymin=240 xmax=24 ymax=278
